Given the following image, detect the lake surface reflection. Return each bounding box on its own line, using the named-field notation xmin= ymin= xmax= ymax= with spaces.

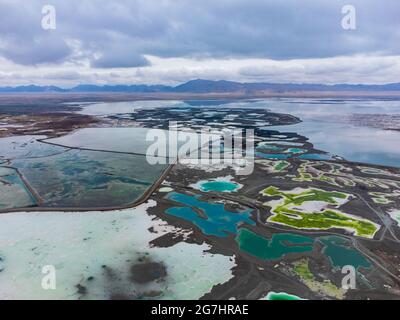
xmin=219 ymin=98 xmax=400 ymax=167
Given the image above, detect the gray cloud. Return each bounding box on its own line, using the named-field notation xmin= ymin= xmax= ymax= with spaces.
xmin=0 ymin=0 xmax=399 ymax=84
xmin=1 ymin=35 xmax=71 ymax=65
xmin=1 ymin=1 xmax=400 ymax=64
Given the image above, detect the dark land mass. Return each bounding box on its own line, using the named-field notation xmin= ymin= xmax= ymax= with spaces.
xmin=0 ymin=112 xmax=99 ymax=138
xmin=1 ymin=79 xmax=400 ymax=94
xmin=0 ymin=95 xmax=400 ymax=300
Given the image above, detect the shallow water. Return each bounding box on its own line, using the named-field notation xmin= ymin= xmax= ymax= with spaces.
xmin=236 ymin=228 xmax=314 ymax=260
xmin=47 ymin=127 xmax=217 ymax=160
xmin=47 ymin=127 xmax=169 ymax=156
xmin=12 ymin=149 xmax=168 ymax=208
xmin=258 ymin=99 xmax=400 ymax=167
xmin=77 ymin=100 xmax=184 ymax=116
xmin=0 ymin=167 xmax=37 ymax=209
xmin=78 ymin=98 xmax=400 ymax=167
xmin=0 ymin=135 xmax=66 ymax=160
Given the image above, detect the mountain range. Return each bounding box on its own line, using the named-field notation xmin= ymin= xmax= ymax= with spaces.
xmin=1 ymin=79 xmax=399 ymax=93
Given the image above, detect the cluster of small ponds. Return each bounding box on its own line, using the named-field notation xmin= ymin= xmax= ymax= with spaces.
xmin=255 ymin=137 xmax=333 ymax=161
xmin=164 ymin=179 xmax=371 ymax=271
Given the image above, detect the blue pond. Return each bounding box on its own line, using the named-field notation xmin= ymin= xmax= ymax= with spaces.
xmin=298 ymin=153 xmax=333 ymax=160
xmin=198 ymin=181 xmax=239 ymax=192
xmin=255 ymin=152 xmax=291 ymax=160
xmin=165 ymin=192 xmax=255 ymax=237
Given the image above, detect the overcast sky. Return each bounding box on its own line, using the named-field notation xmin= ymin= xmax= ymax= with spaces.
xmin=0 ymin=0 xmax=399 ymax=87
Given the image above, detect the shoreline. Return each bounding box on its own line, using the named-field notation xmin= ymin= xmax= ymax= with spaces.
xmin=1 ymin=91 xmax=400 ymax=105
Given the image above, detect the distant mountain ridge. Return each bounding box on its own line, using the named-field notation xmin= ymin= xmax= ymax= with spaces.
xmin=1 ymin=79 xmax=400 ymax=93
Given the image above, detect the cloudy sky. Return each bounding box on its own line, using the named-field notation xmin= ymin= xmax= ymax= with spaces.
xmin=0 ymin=0 xmax=399 ymax=87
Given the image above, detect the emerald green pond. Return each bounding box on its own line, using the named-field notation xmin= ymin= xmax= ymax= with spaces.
xmin=265 ymin=292 xmax=304 ymax=300
xmin=165 ymin=192 xmax=255 ymax=237
xmin=319 ymin=236 xmax=371 ymax=270
xmin=236 ymin=228 xmax=314 ymax=260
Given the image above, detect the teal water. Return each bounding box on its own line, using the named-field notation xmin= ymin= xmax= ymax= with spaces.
xmin=3 ymin=174 xmax=35 ymax=200
xmin=298 ymin=153 xmax=333 ymax=160
xmin=198 ymin=181 xmax=239 ymax=192
xmin=0 ymin=167 xmax=37 ymax=209
xmin=236 ymin=228 xmax=314 ymax=260
xmin=255 ymin=152 xmax=291 ymax=160
xmin=257 ymin=144 xmax=285 ymax=151
xmin=260 ymin=141 xmax=305 ymax=147
xmin=286 ymin=148 xmax=306 ymax=154
xmin=319 ymin=236 xmax=371 ymax=270
xmin=165 ymin=192 xmax=255 ymax=237
xmin=264 ymin=292 xmax=304 ymax=300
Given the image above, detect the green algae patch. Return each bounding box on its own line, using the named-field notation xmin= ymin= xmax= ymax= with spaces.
xmin=292 ymin=258 xmax=345 ymax=299
xmin=236 ymin=228 xmax=314 ymax=260
xmin=294 ymin=161 xmax=400 ymax=190
xmin=274 ymin=161 xmax=290 ymax=172
xmin=256 ymin=159 xmax=290 ymax=173
xmin=369 ymin=191 xmax=399 ymax=205
xmin=261 ymin=186 xmax=379 ymax=239
xmin=358 ymin=166 xmax=400 ymax=178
